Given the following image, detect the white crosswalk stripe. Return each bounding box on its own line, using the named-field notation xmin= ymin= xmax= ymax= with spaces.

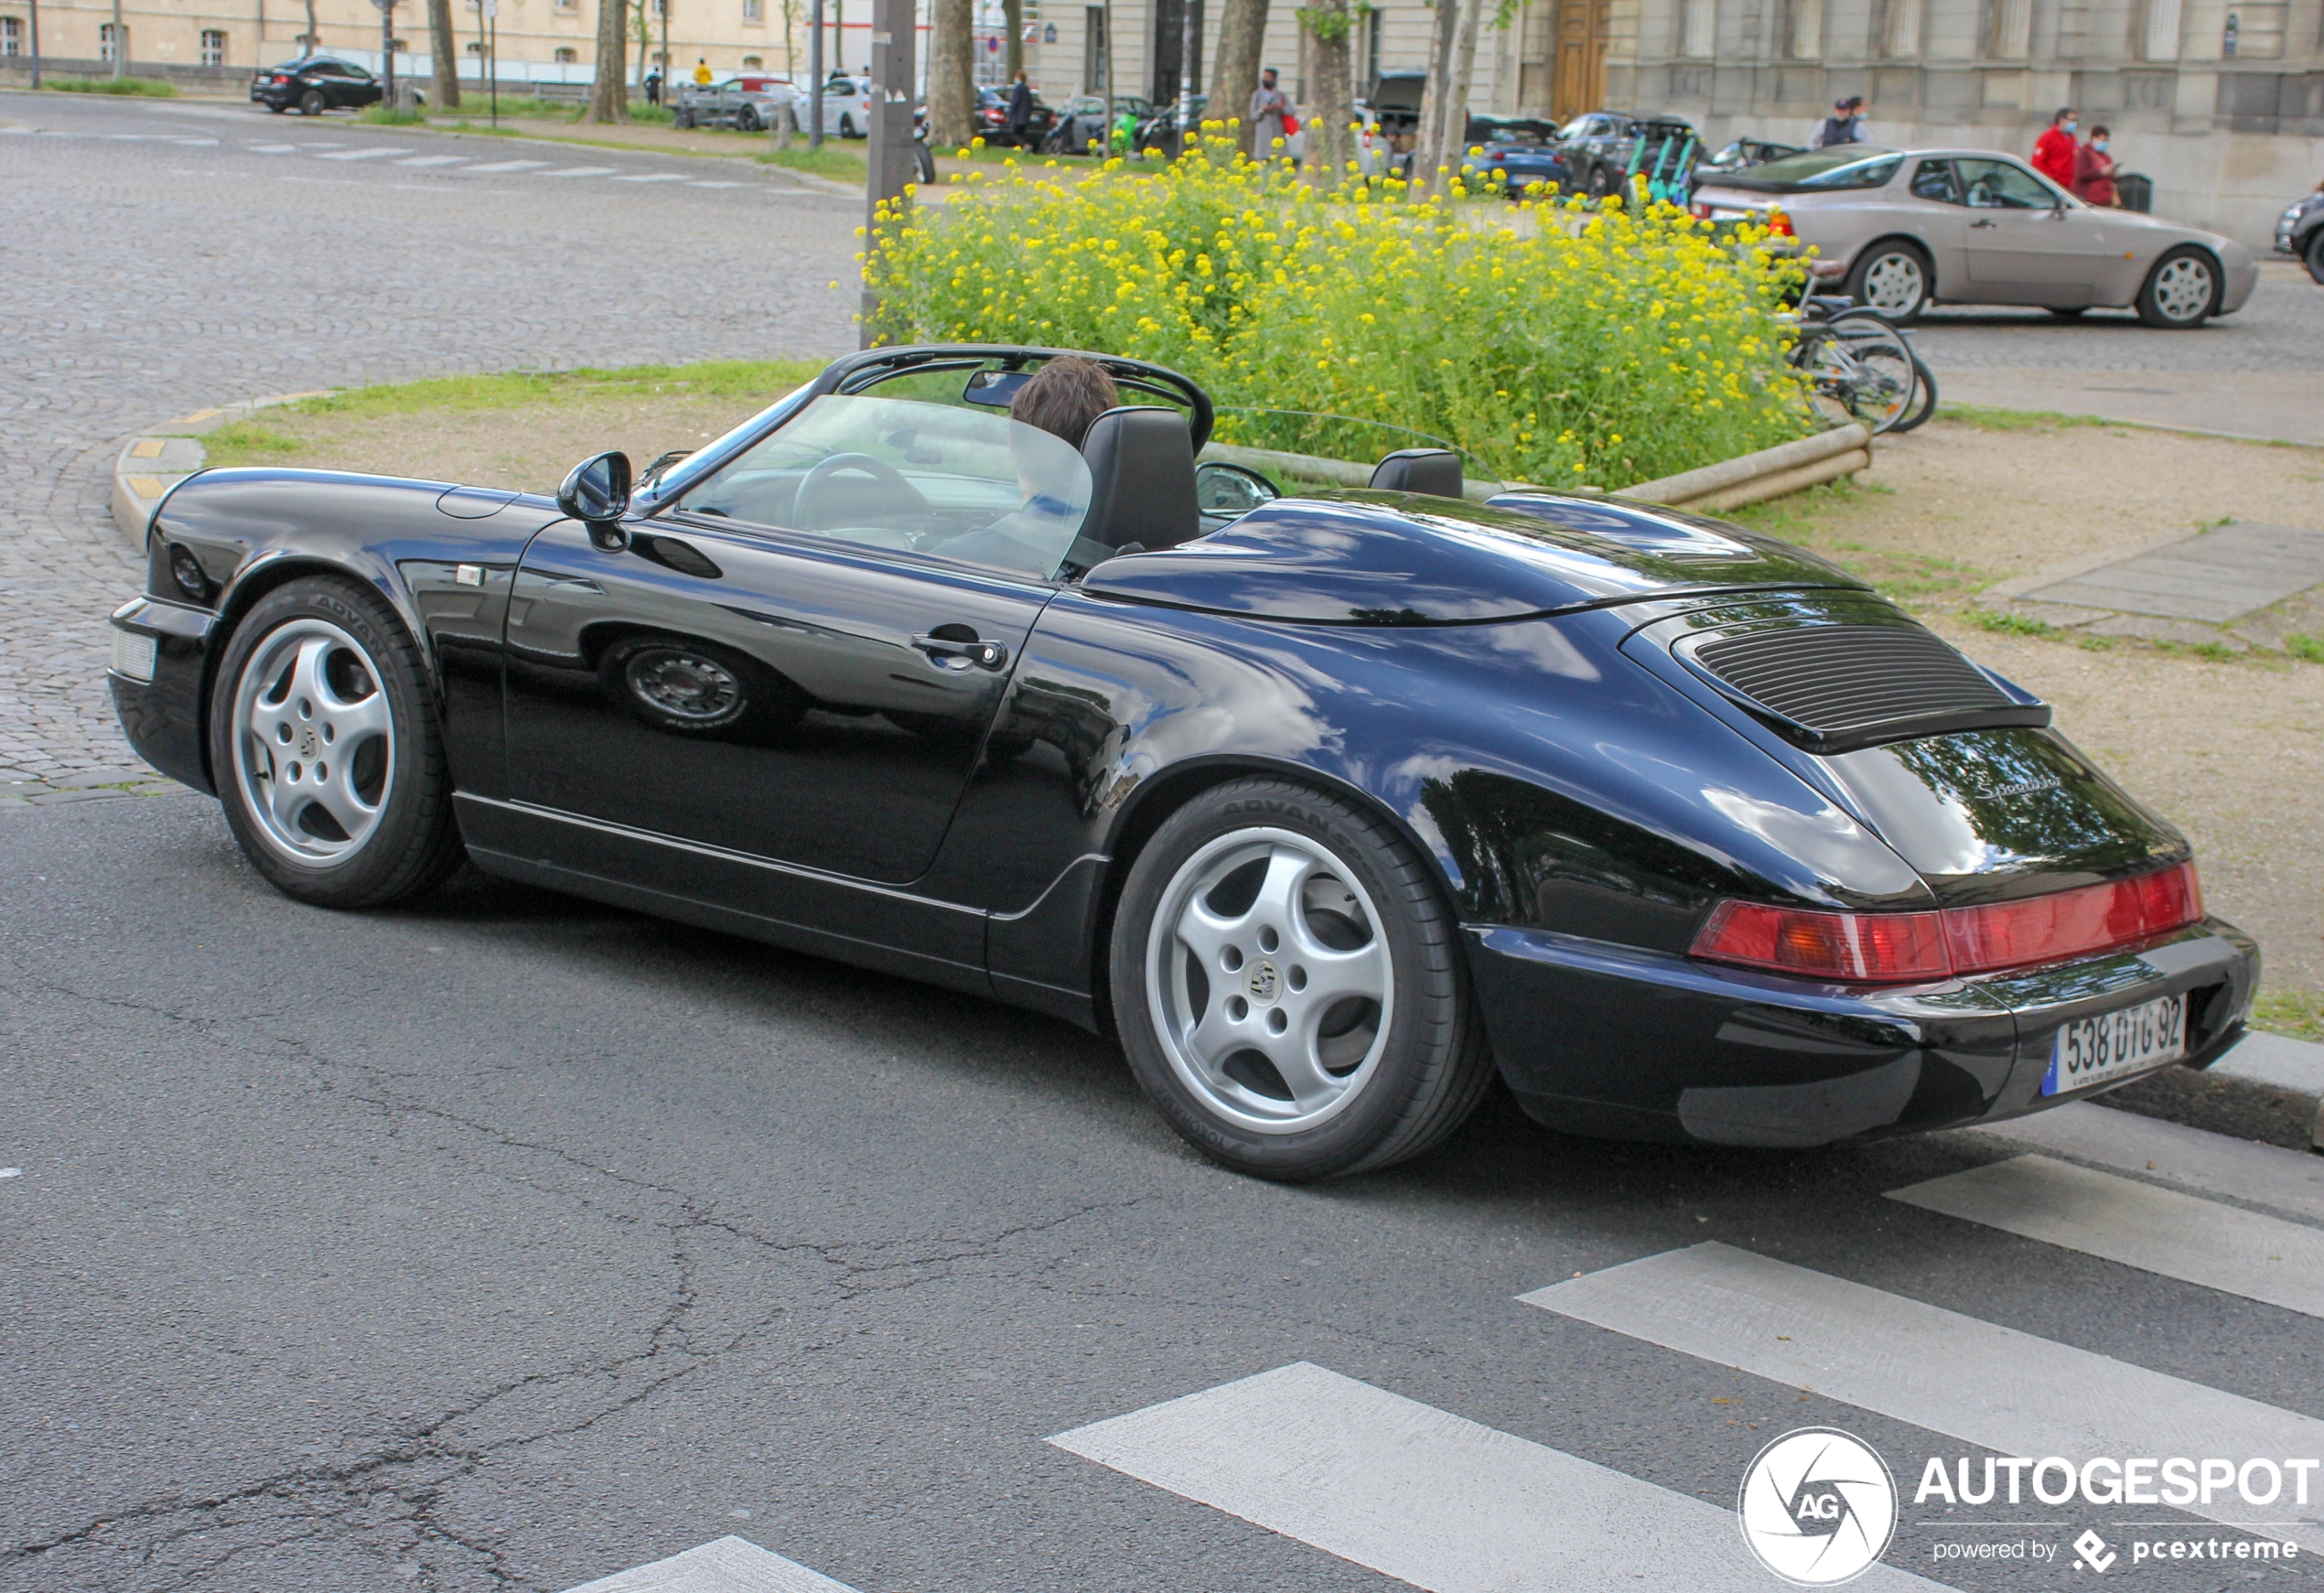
xmin=313 ymin=146 xmax=413 ymax=161
xmin=692 ymin=179 xmax=746 ymax=188
xmin=1524 ymin=1243 xmax=2324 ymax=1553
xmin=612 ymin=172 xmax=692 ymax=183
xmin=541 ymin=165 xmax=622 ymax=178
xmin=1050 ymin=1362 xmax=1948 ymax=1591
xmin=463 ymin=158 xmax=552 ymax=172
xmin=248 ymin=143 xmax=301 ymax=153
xmin=562 ymin=1535 xmax=857 ymax=1593
xmin=1889 ymin=1154 xmax=2324 ymax=1318
xmin=396 ymin=155 xmax=471 ymax=167
xmin=1973 ymin=1102 xmax=2324 ymax=1222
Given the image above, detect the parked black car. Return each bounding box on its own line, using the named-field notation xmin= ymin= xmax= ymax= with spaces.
xmin=108 ymin=343 xmax=2257 ymax=1182
xmin=252 ymin=57 xmax=383 ymax=115
xmin=974 ymin=85 xmax=1057 ymax=148
xmin=2278 ymin=181 xmax=2324 ymax=283
xmin=1555 ymin=109 xmax=1699 ymax=199
xmin=1458 ymin=116 xmax=1571 ymax=198
xmin=1040 ymin=93 xmax=1149 ymax=155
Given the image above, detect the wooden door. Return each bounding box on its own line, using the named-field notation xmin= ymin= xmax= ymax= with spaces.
xmin=1551 ymin=0 xmax=1609 ymax=120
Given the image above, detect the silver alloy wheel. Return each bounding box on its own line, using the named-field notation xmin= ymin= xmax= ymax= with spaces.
xmin=1145 ymin=826 xmax=1393 ymax=1135
xmin=1859 ymin=251 xmax=1925 ymax=315
xmin=230 ymin=618 xmax=393 ymax=867
xmin=2151 ymin=254 xmax=2214 ymax=322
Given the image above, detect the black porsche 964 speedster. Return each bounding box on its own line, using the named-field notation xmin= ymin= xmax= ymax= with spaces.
xmin=108 ymin=345 xmax=2257 ymax=1180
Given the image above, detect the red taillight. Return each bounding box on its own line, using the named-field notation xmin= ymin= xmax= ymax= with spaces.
xmin=1691 ymin=200 xmax=1712 ymax=219
xmin=1766 ymin=207 xmax=1794 ymax=237
xmin=273 ymin=73 xmax=291 ymax=83
xmin=1692 ymin=900 xmax=1951 ymax=984
xmin=1944 ymin=861 xmax=2201 ymax=974
xmin=1691 ymin=862 xmax=2203 ymax=985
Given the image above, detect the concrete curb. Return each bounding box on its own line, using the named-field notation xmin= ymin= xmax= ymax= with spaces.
xmin=110 ymin=391 xmax=332 ymax=549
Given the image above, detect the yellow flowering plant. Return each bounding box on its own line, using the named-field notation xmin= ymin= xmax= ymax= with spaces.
xmin=865 ymin=130 xmax=1812 ymax=488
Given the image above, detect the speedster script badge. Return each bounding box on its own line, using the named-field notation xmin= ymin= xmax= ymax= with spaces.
xmin=1738 ymin=1427 xmax=1899 ymax=1585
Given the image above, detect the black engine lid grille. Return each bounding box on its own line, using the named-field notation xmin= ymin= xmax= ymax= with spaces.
xmin=1686 ymin=622 xmax=2050 ymax=752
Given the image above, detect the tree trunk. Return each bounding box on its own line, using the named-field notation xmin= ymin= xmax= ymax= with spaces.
xmin=428 ymin=0 xmax=461 ymax=108
xmin=1443 ymin=0 xmax=1481 ymax=172
xmin=1003 ymin=0 xmax=1021 ymax=78
xmin=927 ymin=0 xmax=974 ymax=148
xmin=1298 ymin=0 xmax=1351 ymax=186
xmin=1412 ymin=0 xmax=1459 ymax=190
xmin=1205 ymin=0 xmax=1269 ymax=153
xmin=587 ymin=0 xmax=629 ymax=121
xmin=301 ymin=0 xmax=317 ymax=52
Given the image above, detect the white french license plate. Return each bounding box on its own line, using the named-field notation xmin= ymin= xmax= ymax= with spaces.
xmin=2042 ymin=993 xmax=2186 ymax=1096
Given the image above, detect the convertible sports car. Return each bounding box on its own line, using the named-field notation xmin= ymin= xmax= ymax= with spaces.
xmin=108 ymin=345 xmax=2259 ymax=1180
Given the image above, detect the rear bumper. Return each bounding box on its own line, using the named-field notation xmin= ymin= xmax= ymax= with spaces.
xmin=108 ymin=597 xmax=217 ymax=796
xmin=1468 ymin=918 xmax=2258 ymax=1147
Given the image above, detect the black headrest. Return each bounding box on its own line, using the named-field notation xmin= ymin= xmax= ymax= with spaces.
xmin=1369 ymin=448 xmax=1465 ymax=499
xmin=1080 ymin=406 xmax=1200 ymax=552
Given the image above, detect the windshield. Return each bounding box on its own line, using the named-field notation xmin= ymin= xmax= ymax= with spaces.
xmin=1746 ymin=148 xmax=1902 ymax=187
xmin=672 ymin=394 xmax=1093 ymax=580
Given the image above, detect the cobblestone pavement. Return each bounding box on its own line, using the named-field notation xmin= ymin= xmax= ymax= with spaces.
xmin=1909 ymin=261 xmax=2321 ymax=374
xmin=0 ymin=88 xmax=859 ymax=800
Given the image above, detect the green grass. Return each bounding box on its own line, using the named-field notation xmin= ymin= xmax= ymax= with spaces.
xmin=755 ymin=144 xmax=869 ymax=180
xmin=2252 ymin=988 xmax=2324 ymax=1045
xmin=355 ymin=103 xmax=428 ymax=125
xmin=42 ymin=76 xmax=178 ymax=96
xmin=439 ymin=97 xmax=586 ymax=121
xmin=1967 ymin=608 xmax=2056 ymax=637
xmin=256 ymin=358 xmax=829 ymax=425
xmin=2286 ymin=633 xmax=2324 ymax=663
xmin=201 ymin=422 xmax=307 ymax=468
xmin=1939 ymin=403 xmax=2114 ymax=433
xmin=2078 ymin=633 xmax=2117 ymax=651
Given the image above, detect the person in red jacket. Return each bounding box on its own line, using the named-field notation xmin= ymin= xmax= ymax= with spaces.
xmin=2031 ymin=107 xmax=2080 ymax=189
xmin=2071 ymin=125 xmax=2119 ymax=206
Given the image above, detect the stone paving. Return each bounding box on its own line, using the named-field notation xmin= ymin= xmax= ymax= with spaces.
xmin=0 ymin=88 xmax=858 ymax=806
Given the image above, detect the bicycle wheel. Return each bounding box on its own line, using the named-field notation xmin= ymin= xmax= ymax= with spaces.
xmin=1890 ymin=352 xmax=1938 ymax=433
xmin=1797 ymin=319 xmax=1917 ymax=435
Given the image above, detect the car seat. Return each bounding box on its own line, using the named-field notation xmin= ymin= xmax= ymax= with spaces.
xmin=1369 ymin=448 xmax=1464 ymax=499
xmin=1072 ymin=407 xmax=1202 ymax=565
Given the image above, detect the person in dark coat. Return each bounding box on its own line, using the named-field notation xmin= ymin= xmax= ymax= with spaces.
xmin=2071 ymin=124 xmax=2118 ymax=206
xmin=1007 ymin=69 xmax=1037 ymax=144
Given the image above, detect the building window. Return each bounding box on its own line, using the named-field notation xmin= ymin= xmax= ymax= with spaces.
xmin=742 ymin=52 xmax=763 ymax=65
xmin=554 ymin=45 xmax=577 ymax=59
xmin=743 ymin=0 xmax=762 ymax=20
xmin=1 ymin=16 xmax=19 ymax=54
xmin=100 ymin=21 xmax=122 ymax=59
xmin=200 ymin=28 xmax=228 ymax=63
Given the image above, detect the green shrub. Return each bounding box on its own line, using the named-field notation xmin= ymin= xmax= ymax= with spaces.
xmin=356 ymin=103 xmax=427 ymax=124
xmin=2285 ymin=633 xmax=2324 ymax=663
xmin=43 ymin=76 xmax=178 ymax=96
xmin=1968 ymin=608 xmax=2054 ymax=636
xmin=866 ymin=132 xmax=1814 ymax=488
xmin=757 ymin=144 xmax=870 ymax=180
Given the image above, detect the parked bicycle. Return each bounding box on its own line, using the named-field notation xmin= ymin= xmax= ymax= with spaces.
xmin=1786 ymin=285 xmax=1935 ymax=435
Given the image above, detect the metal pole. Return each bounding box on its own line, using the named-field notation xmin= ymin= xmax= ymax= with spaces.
xmin=382 ymin=0 xmax=394 ymax=104
xmin=1100 ymin=0 xmax=1113 ymax=154
xmin=488 ymin=3 xmax=496 ymax=122
xmin=859 ymin=0 xmax=914 ymax=342
xmin=27 ymin=0 xmax=40 ymax=91
xmin=808 ymin=0 xmax=824 ymax=146
xmin=659 ymin=0 xmax=668 ymax=107
xmin=1176 ymin=0 xmax=1194 ymax=149
xmin=110 ymin=0 xmax=124 ymax=77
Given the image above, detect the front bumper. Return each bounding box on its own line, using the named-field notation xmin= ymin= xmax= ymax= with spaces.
xmin=108 ymin=596 xmax=217 ymax=795
xmin=1468 ymin=918 xmax=2258 ymax=1146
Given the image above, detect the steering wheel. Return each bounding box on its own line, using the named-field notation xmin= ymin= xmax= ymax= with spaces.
xmin=792 ymin=452 xmax=929 ymax=534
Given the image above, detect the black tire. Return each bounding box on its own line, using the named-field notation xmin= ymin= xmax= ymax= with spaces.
xmin=267 ymin=102 xmax=289 ymax=113
xmin=739 ymin=106 xmax=761 ymax=132
xmin=1843 ymin=240 xmax=1931 ymax=321
xmin=839 ymin=112 xmax=857 ymax=138
xmin=914 ymin=140 xmax=937 ymax=184
xmin=675 ymin=109 xmax=694 ymax=128
xmin=1586 ymin=164 xmax=1613 ymax=199
xmin=299 ymin=88 xmax=326 ymax=115
xmin=596 ymin=632 xmax=802 ymax=738
xmin=2045 ymin=306 xmax=2088 ymax=317
xmin=2136 ymin=245 xmax=2219 ymax=328
xmin=1891 ymin=351 xmax=1938 ymax=432
xmin=2304 ymin=229 xmax=2324 ymax=286
xmin=209 ymin=576 xmax=465 ymax=909
xmin=1109 ymin=776 xmax=1496 ymax=1181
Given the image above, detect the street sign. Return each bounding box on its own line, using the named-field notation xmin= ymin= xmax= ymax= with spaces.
xmin=371 ymin=0 xmax=398 ymax=11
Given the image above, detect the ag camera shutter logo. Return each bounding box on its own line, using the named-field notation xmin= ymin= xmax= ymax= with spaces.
xmin=1738 ymin=1427 xmax=1899 ymax=1586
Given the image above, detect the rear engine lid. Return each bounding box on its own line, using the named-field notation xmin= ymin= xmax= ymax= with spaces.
xmin=1081 ymin=491 xmax=1865 ymax=624
xmin=1691 ymin=146 xmax=1902 ymax=195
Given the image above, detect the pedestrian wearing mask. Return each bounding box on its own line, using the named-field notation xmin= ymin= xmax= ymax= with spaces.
xmin=1811 ymin=97 xmax=1856 ymax=148
xmin=1249 ymin=67 xmax=1291 ymax=156
xmin=2072 ymin=124 xmax=2118 ymax=206
xmin=2032 ymin=107 xmax=2078 ymax=188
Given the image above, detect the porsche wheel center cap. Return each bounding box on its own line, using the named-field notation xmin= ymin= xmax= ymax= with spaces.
xmin=1246 ymin=960 xmax=1281 ymax=1003
xmin=297 ymin=727 xmax=319 ymax=759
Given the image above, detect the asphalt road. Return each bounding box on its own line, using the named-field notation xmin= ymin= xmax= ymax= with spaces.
xmin=5 ymin=92 xmax=2323 ymax=1593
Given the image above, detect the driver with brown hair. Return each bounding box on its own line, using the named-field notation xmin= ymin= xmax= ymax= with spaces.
xmin=935 ymin=357 xmax=1122 ymax=574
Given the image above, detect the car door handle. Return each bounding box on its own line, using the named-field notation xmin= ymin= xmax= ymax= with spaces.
xmin=912 ymin=631 xmax=1009 ymax=671
xmin=1971 ymin=218 xmax=1998 ymax=229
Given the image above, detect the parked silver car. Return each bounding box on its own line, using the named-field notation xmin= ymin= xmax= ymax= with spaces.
xmin=673 ymin=74 xmax=797 ymax=133
xmin=1691 ymin=145 xmax=2259 ymax=328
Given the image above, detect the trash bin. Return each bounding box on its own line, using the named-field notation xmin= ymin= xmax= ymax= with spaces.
xmin=2116 ymin=172 xmax=2154 ymax=212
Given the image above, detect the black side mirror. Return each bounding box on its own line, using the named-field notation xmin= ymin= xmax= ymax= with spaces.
xmin=559 ymin=450 xmax=632 ymax=549
xmin=1194 ymin=460 xmax=1281 ymax=515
